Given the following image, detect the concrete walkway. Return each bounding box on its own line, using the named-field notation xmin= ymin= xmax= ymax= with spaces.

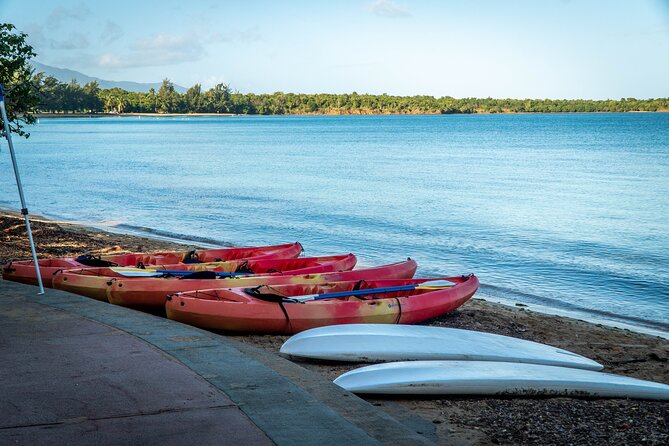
xmin=0 ymin=279 xmax=434 ymax=445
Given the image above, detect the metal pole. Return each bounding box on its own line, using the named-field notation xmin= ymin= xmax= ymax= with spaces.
xmin=0 ymin=84 xmax=44 ymax=294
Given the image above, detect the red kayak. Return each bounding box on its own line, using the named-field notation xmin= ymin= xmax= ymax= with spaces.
xmin=2 ymin=242 xmax=303 ymax=287
xmin=53 ymin=254 xmax=357 ymax=303
xmin=107 ymin=258 xmax=418 ymax=308
xmin=165 ymin=275 xmax=479 ymax=334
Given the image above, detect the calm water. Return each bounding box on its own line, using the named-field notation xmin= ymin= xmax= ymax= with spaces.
xmin=1 ymin=114 xmax=668 ymax=332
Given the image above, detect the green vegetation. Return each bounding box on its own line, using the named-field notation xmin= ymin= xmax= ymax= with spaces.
xmin=34 ymin=76 xmax=669 ymax=115
xmin=1 ymin=22 xmax=668 ymax=120
xmin=0 ymin=23 xmax=40 ymax=137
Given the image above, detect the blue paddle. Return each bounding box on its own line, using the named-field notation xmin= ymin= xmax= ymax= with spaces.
xmin=156 ymin=269 xmax=253 ymax=277
xmin=249 ymin=280 xmax=454 ymax=303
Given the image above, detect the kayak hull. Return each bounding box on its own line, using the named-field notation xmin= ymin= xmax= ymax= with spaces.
xmin=166 ymin=275 xmax=477 ymax=334
xmin=2 ymin=258 xmax=82 ymax=287
xmin=2 ymin=242 xmax=303 ymax=287
xmin=55 ymin=254 xmax=357 ymax=304
xmin=117 ymin=259 xmax=417 ymax=308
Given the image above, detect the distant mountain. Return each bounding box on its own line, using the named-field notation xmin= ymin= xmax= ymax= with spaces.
xmin=31 ymin=61 xmax=187 ymax=93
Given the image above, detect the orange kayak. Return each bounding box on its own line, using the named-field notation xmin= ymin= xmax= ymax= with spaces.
xmin=165 ymin=275 xmax=479 ymax=334
xmin=108 ymin=258 xmax=418 ymax=308
xmin=53 ymin=254 xmax=357 ymax=303
xmin=2 ymin=242 xmax=303 ymax=287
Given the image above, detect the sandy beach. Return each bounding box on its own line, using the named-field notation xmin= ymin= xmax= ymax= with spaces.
xmin=1 ymin=212 xmax=667 ymax=445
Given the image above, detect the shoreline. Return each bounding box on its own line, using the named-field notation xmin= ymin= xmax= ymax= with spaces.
xmin=35 ymin=112 xmax=237 ymax=118
xmin=3 ymin=208 xmax=666 ymax=339
xmin=478 ymin=291 xmax=669 ymax=341
xmin=1 ymin=211 xmax=668 ymax=444
xmin=33 ymin=110 xmax=669 ymax=119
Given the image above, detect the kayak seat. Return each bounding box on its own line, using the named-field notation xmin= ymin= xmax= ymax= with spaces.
xmin=182 ymin=250 xmax=202 ymax=264
xmin=76 ymin=255 xmax=118 ymax=268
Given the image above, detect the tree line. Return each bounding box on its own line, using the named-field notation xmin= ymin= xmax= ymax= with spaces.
xmin=36 ymin=75 xmax=669 ymax=115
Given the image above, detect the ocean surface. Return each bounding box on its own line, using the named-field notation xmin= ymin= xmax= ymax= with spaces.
xmin=1 ymin=114 xmax=668 ymax=333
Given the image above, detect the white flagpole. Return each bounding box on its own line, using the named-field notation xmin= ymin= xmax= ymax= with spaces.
xmin=0 ymin=84 xmax=44 ymax=294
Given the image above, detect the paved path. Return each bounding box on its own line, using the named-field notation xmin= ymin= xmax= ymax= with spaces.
xmin=0 ymin=279 xmax=435 ymax=445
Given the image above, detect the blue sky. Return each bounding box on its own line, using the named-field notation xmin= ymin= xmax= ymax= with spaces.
xmin=1 ymin=0 xmax=668 ymax=99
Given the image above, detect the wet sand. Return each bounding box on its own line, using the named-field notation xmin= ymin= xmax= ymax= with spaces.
xmin=2 ymin=212 xmax=667 ymax=445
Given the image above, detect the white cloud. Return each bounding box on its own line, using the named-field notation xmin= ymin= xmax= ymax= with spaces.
xmin=100 ymin=20 xmax=123 ymax=45
xmin=22 ymin=24 xmax=89 ymax=51
xmin=97 ymin=33 xmax=205 ymax=68
xmin=210 ymin=27 xmax=263 ymax=43
xmin=367 ymin=0 xmax=411 ymax=18
xmin=131 ymin=33 xmax=198 ymax=51
xmin=46 ymin=4 xmax=92 ymax=29
xmin=49 ymin=32 xmax=89 ymax=50
xmin=23 ymin=23 xmax=48 ymax=48
xmin=201 ymin=75 xmax=229 ymax=89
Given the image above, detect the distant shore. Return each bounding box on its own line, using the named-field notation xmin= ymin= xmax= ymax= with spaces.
xmin=35 ymin=112 xmax=236 ymax=118
xmin=1 ymin=210 xmax=667 ymax=445
xmin=33 ymin=110 xmax=669 ymax=119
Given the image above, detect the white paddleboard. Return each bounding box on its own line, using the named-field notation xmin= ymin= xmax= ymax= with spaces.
xmin=280 ymin=324 xmax=603 ymax=371
xmin=333 ymin=361 xmax=669 ymax=400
